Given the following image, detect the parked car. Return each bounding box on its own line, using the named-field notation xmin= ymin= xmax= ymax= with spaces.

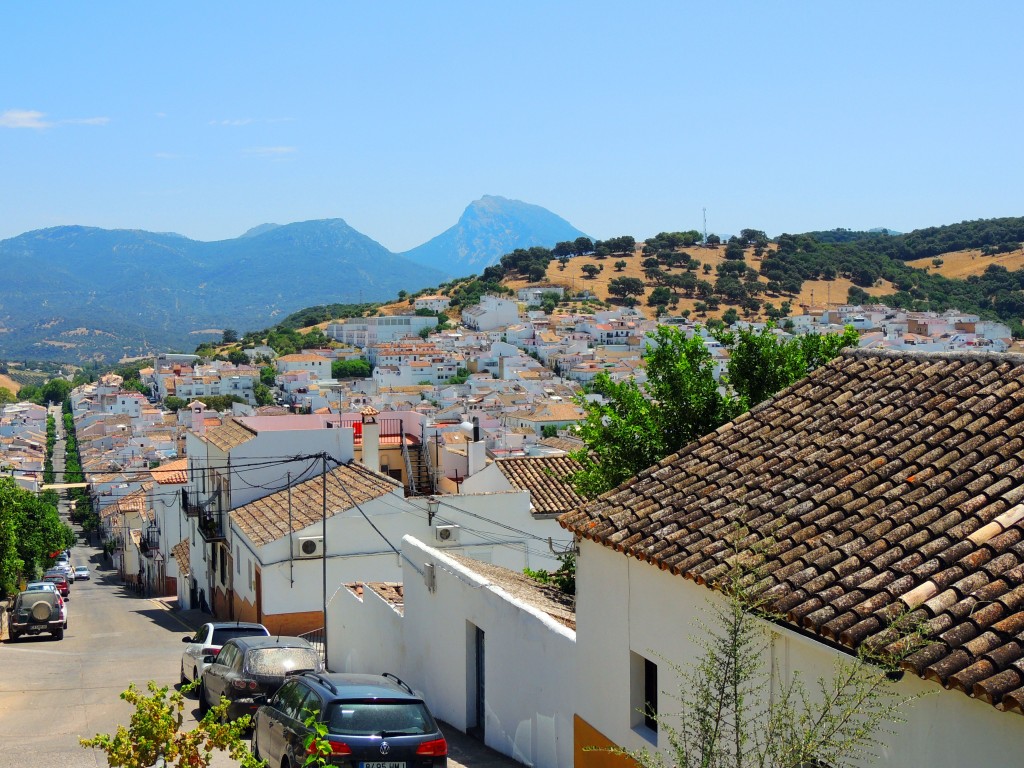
xmin=23 ymin=582 xmax=68 ymax=628
xmin=7 ymin=589 xmax=64 ymax=641
xmin=199 ymin=636 xmax=322 ymax=721
xmin=73 ymin=566 xmax=90 ymax=581
xmin=42 ymin=573 xmax=70 ymax=598
xmin=252 ymin=672 xmax=448 ymax=768
xmin=53 ymin=561 xmax=74 ymax=582
xmin=181 ymin=621 xmax=270 ymax=686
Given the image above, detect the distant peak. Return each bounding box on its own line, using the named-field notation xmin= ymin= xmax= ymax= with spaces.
xmin=240 ymin=223 xmax=281 ymax=238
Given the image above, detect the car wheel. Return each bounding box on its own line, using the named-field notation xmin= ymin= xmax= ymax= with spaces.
xmin=52 ymin=627 xmax=64 ymax=640
xmin=64 ymin=621 xmax=68 ymax=629
xmin=198 ymin=683 xmax=209 ymax=715
xmin=8 ymin=631 xmax=17 ymax=642
xmin=180 ymin=662 xmax=188 ymax=687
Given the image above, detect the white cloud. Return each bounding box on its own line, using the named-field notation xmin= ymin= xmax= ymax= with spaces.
xmin=242 ymin=146 xmax=297 ymax=156
xmin=0 ymin=110 xmax=110 ymax=128
xmin=61 ymin=116 xmax=110 ymax=126
xmin=0 ymin=109 xmax=51 ymax=129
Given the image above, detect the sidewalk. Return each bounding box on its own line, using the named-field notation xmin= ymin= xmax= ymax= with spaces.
xmin=148 ymin=596 xmax=523 ymax=768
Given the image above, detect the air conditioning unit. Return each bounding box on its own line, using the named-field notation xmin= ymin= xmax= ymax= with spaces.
xmin=293 ymin=535 xmax=324 ymax=559
xmin=434 ymin=525 xmax=460 ymax=545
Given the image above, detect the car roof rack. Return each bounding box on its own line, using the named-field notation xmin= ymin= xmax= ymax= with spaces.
xmin=380 ymin=672 xmax=414 ymax=695
xmin=299 ymin=671 xmax=338 ymax=695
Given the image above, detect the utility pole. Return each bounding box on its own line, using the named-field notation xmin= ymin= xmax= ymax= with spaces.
xmin=321 ymin=453 xmax=328 ymax=666
xmin=703 ymin=207 xmax=708 ymax=245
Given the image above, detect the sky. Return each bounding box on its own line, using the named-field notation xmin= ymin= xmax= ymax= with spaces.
xmin=2 ymin=2 xmax=1022 ymax=252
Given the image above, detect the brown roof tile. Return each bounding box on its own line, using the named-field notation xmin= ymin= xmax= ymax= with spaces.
xmin=230 ymin=463 xmax=401 ymax=547
xmin=559 ymin=350 xmax=1024 ymax=714
xmin=495 ymin=456 xmax=586 ymax=517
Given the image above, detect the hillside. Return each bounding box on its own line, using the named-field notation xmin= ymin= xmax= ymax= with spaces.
xmin=0 ymin=196 xmax=591 ymax=363
xmin=908 ymin=248 xmax=1024 ymax=279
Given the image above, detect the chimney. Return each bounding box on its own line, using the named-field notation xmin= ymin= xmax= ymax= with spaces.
xmin=190 ymin=402 xmax=206 ymax=436
xmin=360 ymin=406 xmax=381 ymax=474
xmin=467 ymin=416 xmax=486 ymax=477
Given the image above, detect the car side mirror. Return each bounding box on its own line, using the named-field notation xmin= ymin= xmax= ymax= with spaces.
xmin=202 ymin=655 xmax=216 ymax=664
xmin=182 ymin=636 xmax=194 ymax=643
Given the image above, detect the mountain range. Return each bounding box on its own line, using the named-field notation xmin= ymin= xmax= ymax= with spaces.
xmin=0 ymin=196 xmax=588 ymax=363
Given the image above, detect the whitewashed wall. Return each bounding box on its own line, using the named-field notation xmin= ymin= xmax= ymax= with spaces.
xmin=575 ymin=541 xmax=1024 ymax=767
xmin=326 ymin=583 xmax=405 ymax=675
xmin=401 ymin=536 xmax=576 ymax=768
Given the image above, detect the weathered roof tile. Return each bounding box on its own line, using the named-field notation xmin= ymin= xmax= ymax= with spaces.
xmin=559 ymin=350 xmax=1024 ymax=714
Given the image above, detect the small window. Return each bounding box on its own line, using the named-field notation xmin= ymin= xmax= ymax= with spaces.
xmin=643 ymin=658 xmax=658 ymax=731
xmin=630 ymin=652 xmax=658 ymax=738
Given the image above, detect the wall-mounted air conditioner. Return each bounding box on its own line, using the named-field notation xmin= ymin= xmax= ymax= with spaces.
xmin=434 ymin=525 xmax=460 ymax=544
xmin=293 ymin=535 xmax=324 ymax=558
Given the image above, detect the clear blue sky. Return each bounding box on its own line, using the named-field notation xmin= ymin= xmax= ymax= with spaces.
xmin=2 ymin=2 xmax=1021 ymax=251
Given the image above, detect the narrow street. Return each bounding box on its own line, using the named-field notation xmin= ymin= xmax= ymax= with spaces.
xmin=0 ymin=408 xmax=516 ymax=768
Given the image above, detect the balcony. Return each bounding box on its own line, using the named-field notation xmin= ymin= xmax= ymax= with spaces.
xmin=141 ymin=529 xmax=160 ymax=556
xmin=182 ymin=489 xmax=202 ymax=518
xmin=198 ymin=508 xmax=227 ymax=542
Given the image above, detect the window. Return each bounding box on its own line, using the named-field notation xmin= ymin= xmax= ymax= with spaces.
xmin=630 ymin=651 xmax=658 ymax=737
xmin=643 ymin=658 xmax=658 ymax=731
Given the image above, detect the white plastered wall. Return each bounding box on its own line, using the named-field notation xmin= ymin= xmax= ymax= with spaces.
xmin=575 ymin=541 xmax=1024 ymax=767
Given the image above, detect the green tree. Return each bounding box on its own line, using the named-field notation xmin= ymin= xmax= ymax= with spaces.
xmin=648 ymin=286 xmax=672 ymax=307
xmin=570 ymin=327 xmax=739 ymax=497
xmin=0 ymin=481 xmax=23 ymax=595
xmin=608 ymin=277 xmax=645 ymax=300
xmin=574 ymin=237 xmax=594 ymax=256
xmin=40 ymin=378 xmax=72 ymax=405
xmin=722 ymin=325 xmax=859 ymax=409
xmin=332 ymin=359 xmax=372 ymax=379
xmin=613 ymin=260 xmax=627 ymax=272
xmin=253 ymin=383 xmax=273 ymax=406
xmin=581 ymin=264 xmax=602 ymax=279
xmin=221 ymin=328 xmax=238 ymax=344
xmin=81 ymin=681 xmax=261 ymax=768
xmin=259 ymin=365 xmax=276 ymax=387
xmin=0 ymin=386 xmax=15 ymax=405
xmin=722 ymin=307 xmax=739 ymax=325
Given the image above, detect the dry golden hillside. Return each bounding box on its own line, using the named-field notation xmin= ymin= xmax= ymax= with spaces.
xmin=511 ymin=247 xmax=894 ymax=321
xmin=907 ymin=248 xmax=1024 ymax=279
xmin=0 ymin=374 xmax=20 ymax=394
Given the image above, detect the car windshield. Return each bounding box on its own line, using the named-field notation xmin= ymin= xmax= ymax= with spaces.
xmin=211 ymin=627 xmax=269 ymax=645
xmin=324 ymin=700 xmax=435 ymax=736
xmin=244 ymin=647 xmax=319 ymax=676
xmin=75 ymin=567 xmax=88 ymax=573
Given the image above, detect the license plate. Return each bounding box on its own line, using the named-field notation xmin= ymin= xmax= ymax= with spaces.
xmin=361 ymin=763 xmax=405 ymax=768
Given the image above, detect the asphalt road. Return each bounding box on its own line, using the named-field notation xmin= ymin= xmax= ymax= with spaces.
xmin=0 ymin=408 xmax=517 ymax=768
xmin=0 ymin=540 xmax=225 ymax=768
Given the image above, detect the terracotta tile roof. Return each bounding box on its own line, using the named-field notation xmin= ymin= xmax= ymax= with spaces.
xmin=560 ymin=349 xmax=1024 ymax=714
xmin=201 ymin=417 xmax=256 ymax=451
xmin=171 ymin=539 xmax=190 ymax=578
xmin=539 ymin=435 xmax=586 ymax=453
xmin=230 ymin=463 xmax=401 ymax=547
xmin=151 ymin=457 xmax=188 ymax=484
xmin=345 ymin=582 xmax=405 ymax=613
xmin=496 ymin=456 xmax=586 ymax=517
xmin=448 ymin=553 xmax=575 ymax=630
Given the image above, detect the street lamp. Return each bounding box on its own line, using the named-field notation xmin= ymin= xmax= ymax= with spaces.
xmin=426 ymin=496 xmax=440 ymax=526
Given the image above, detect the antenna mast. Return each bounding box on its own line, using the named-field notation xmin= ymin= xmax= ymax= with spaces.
xmin=702 ymin=207 xmax=708 ymax=244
